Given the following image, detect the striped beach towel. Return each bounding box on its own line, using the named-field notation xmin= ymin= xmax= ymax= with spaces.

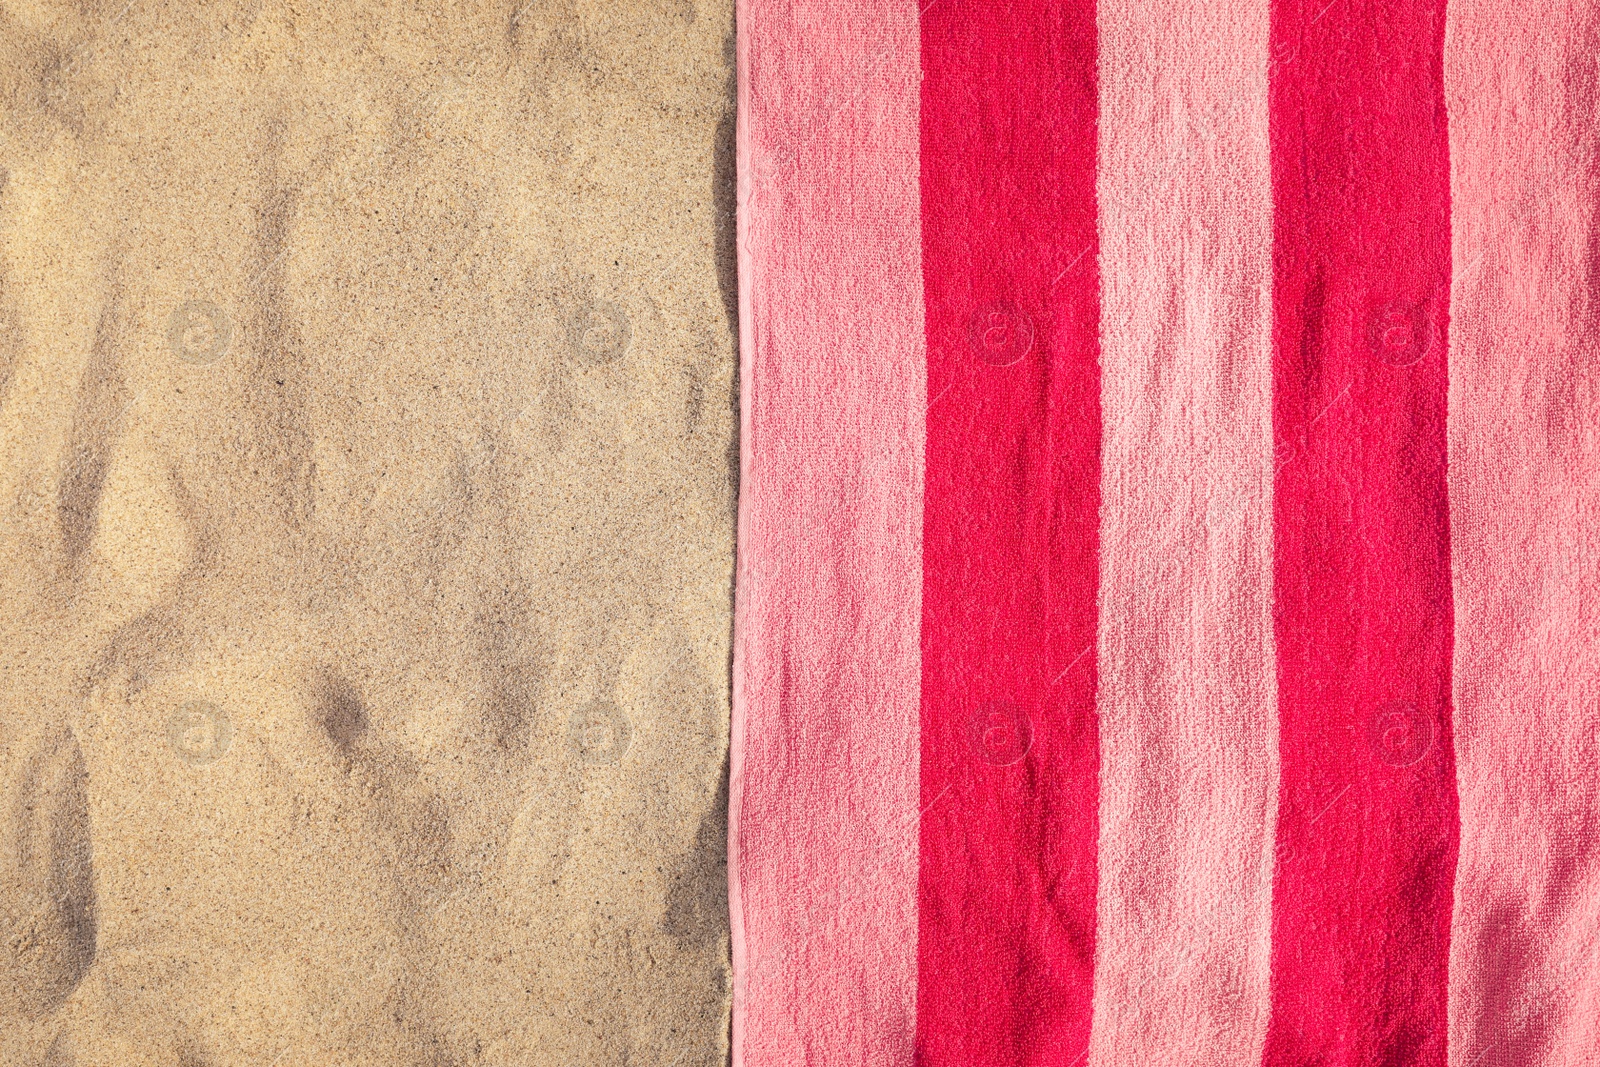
xmin=729 ymin=1 xmax=1599 ymax=1064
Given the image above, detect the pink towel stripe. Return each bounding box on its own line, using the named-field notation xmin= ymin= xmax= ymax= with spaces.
xmin=730 ymin=1 xmax=926 ymax=1063
xmin=915 ymin=1 xmax=1102 ymax=1062
xmin=1444 ymin=2 xmax=1600 ymax=1064
xmin=1088 ymin=0 xmax=1278 ymax=1061
xmin=1265 ymin=0 xmax=1460 ymax=1062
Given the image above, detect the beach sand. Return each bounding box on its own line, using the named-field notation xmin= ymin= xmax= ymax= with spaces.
xmin=0 ymin=2 xmax=736 ymax=1063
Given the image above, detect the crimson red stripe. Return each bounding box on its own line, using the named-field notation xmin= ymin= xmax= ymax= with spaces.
xmin=1266 ymin=0 xmax=1459 ymax=1062
xmin=916 ymin=2 xmax=1101 ymax=1063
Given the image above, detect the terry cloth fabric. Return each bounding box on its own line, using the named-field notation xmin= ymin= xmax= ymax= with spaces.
xmin=730 ymin=0 xmax=1600 ymax=1065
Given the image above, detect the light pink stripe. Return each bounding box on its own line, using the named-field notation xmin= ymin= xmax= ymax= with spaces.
xmin=730 ymin=2 xmax=925 ymax=1065
xmin=1088 ymin=0 xmax=1277 ymax=1062
xmin=1445 ymin=4 xmax=1600 ymax=1065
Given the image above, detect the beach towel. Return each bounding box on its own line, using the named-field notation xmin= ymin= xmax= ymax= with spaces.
xmin=730 ymin=1 xmax=1599 ymax=1064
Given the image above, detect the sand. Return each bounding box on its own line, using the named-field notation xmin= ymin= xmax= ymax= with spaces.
xmin=0 ymin=2 xmax=736 ymax=1063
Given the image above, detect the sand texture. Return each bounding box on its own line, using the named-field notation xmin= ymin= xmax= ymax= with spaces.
xmin=0 ymin=1 xmax=737 ymax=1063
